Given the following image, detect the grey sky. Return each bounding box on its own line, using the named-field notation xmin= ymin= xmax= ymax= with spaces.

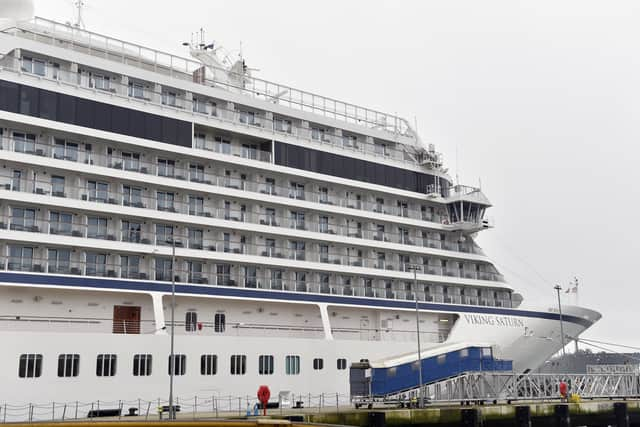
xmin=33 ymin=0 xmax=640 ymax=348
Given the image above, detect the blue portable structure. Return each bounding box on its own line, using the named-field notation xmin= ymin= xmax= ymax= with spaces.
xmin=351 ymin=343 xmax=513 ymax=398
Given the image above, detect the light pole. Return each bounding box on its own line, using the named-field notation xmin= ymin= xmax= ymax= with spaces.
xmin=554 ymin=284 xmax=566 ymax=357
xmin=168 ymin=238 xmax=178 ymax=420
xmin=408 ymin=265 xmax=423 ymax=408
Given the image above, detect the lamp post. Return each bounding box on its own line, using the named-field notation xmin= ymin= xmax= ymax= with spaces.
xmin=168 ymin=238 xmax=178 ymax=420
xmin=408 ymin=265 xmax=423 ymax=408
xmin=554 ymin=284 xmax=566 ymax=357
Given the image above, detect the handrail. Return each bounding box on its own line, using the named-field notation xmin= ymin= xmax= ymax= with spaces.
xmin=7 ymin=17 xmax=417 ymax=139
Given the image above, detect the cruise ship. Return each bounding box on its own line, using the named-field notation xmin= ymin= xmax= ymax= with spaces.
xmin=0 ymin=2 xmax=600 ymax=411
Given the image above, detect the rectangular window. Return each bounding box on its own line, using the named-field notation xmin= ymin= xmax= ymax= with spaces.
xmin=122 ymin=152 xmax=140 ymax=171
xmin=53 ymin=139 xmax=78 ymax=161
xmin=214 ymin=136 xmax=231 ymax=154
xmin=157 ymin=191 xmax=175 ymax=211
xmin=189 ymin=163 xmax=205 ymax=182
xmin=121 ymin=220 xmax=142 ymax=243
xmin=10 ymin=207 xmax=36 ymax=231
xmin=57 ymin=354 xmax=80 ymax=377
xmin=122 ymin=185 xmax=143 ymax=207
xmin=87 ymin=216 xmax=108 ymax=239
xmin=96 ymin=354 xmax=117 ymax=377
xmin=188 ymin=196 xmax=204 ymax=216
xmin=120 ymin=255 xmax=140 ymax=279
xmin=85 ymin=252 xmax=107 ymax=276
xmin=128 ymin=81 xmax=144 ymax=98
xmin=94 ymin=74 xmax=110 ymax=91
xmin=133 ymin=354 xmax=152 ymax=376
xmin=87 ymin=181 xmax=109 ymax=202
xmin=162 ymin=91 xmax=177 ymax=107
xmin=337 ymin=358 xmax=347 ymax=370
xmin=258 ymin=355 xmax=274 ymax=375
xmin=187 ymin=261 xmax=203 ymax=283
xmin=185 ymin=311 xmax=197 ymax=332
xmin=168 ymin=355 xmax=186 ymax=376
xmin=8 ymin=245 xmax=34 ymax=271
xmin=48 ymin=248 xmax=71 ymax=274
xmin=155 ymin=224 xmax=173 ymax=246
xmin=201 ymin=355 xmax=217 ymax=375
xmin=214 ymin=313 xmax=226 ymax=333
xmin=12 ymin=132 xmax=36 ymax=154
xmin=285 ymin=355 xmax=300 ymax=375
xmin=155 ymin=258 xmax=173 ymax=281
xmin=313 ymin=358 xmax=324 ymax=370
xmin=157 ymin=158 xmax=175 ymax=177
xmin=230 ymin=355 xmax=246 ymax=375
xmin=18 ymin=354 xmax=43 ymax=378
xmin=51 ymin=175 xmax=65 ymax=196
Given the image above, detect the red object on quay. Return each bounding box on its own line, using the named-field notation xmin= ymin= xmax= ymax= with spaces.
xmin=257 ymin=385 xmax=271 ymax=416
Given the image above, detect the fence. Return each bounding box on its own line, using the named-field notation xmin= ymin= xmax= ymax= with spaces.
xmin=0 ymin=392 xmax=352 ymax=423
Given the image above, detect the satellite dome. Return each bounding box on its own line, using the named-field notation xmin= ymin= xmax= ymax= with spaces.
xmin=0 ymin=0 xmax=34 ymax=23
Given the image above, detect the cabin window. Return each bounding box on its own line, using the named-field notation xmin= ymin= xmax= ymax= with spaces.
xmin=285 ymin=355 xmax=300 ymax=375
xmin=57 ymin=354 xmax=80 ymax=377
xmin=313 ymin=358 xmax=324 ymax=370
xmin=258 ymin=355 xmax=274 ymax=375
xmin=18 ymin=354 xmax=43 ymax=378
xmin=437 ymin=354 xmax=446 ymax=365
xmin=214 ymin=313 xmax=226 ymax=333
xmin=133 ymin=354 xmax=152 ymax=376
xmin=201 ymin=355 xmax=217 ymax=375
xmin=185 ymin=311 xmax=197 ymax=332
xmin=230 ymin=355 xmax=246 ymax=375
xmin=96 ymin=354 xmax=117 ymax=377
xmin=337 ymin=358 xmax=347 ymax=370
xmin=460 ymin=349 xmax=469 ymax=358
xmin=168 ymin=355 xmax=186 ymax=376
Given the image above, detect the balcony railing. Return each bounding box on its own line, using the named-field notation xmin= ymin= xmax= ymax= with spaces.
xmin=0 ymin=164 xmax=486 ymax=257
xmin=0 ymin=254 xmax=512 ymax=309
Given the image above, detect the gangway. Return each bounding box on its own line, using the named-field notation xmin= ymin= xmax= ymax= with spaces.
xmin=425 ymin=371 xmax=640 ymax=402
xmin=350 ymin=343 xmax=513 ymax=408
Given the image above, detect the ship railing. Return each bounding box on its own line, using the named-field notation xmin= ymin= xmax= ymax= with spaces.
xmin=0 ymin=315 xmax=157 ymax=334
xmin=0 ymin=392 xmax=355 ymax=423
xmin=0 ymin=251 xmax=510 ymax=309
xmin=0 ymin=213 xmax=504 ymax=283
xmin=5 ymin=19 xmax=419 ymax=146
xmin=0 ymin=167 xmax=489 ymax=257
xmin=0 ymin=132 xmax=450 ymax=226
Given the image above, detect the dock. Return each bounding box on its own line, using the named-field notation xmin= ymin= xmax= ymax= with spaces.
xmin=3 ymin=400 xmax=640 ymax=426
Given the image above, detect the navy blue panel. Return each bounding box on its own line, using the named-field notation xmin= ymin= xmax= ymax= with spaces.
xmin=0 ymin=80 xmax=20 ymax=113
xmin=273 ymin=141 xmax=441 ymax=195
xmin=19 ymin=85 xmax=39 ymax=116
xmin=57 ymin=93 xmax=76 ymax=124
xmin=38 ymin=89 xmax=57 ymax=120
xmin=0 ymin=79 xmax=192 ymax=148
xmin=0 ymin=271 xmax=593 ymax=328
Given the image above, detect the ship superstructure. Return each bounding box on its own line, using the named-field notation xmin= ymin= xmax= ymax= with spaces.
xmin=0 ymin=10 xmax=600 ymax=409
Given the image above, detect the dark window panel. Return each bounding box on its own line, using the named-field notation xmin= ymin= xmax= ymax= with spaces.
xmin=19 ymin=85 xmax=39 ymax=116
xmin=57 ymin=93 xmax=76 ymax=124
xmin=0 ymin=80 xmax=20 ymax=113
xmin=75 ymin=97 xmax=94 ymax=128
xmin=39 ymin=89 xmax=57 ymax=120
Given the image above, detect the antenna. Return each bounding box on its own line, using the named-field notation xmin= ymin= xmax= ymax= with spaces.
xmin=73 ymin=0 xmax=85 ymax=29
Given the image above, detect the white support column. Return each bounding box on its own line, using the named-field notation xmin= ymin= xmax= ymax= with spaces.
xmin=318 ymin=303 xmax=333 ymax=340
xmin=151 ymin=292 xmax=167 ymax=335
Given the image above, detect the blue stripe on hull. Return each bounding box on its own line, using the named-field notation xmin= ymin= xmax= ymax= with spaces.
xmin=0 ymin=272 xmax=592 ymax=327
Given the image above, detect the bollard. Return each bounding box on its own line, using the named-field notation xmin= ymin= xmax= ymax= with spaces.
xmin=368 ymin=411 xmax=386 ymax=427
xmin=614 ymin=402 xmax=629 ymax=427
xmin=554 ymin=404 xmax=570 ymax=427
xmin=515 ymin=406 xmax=531 ymax=427
xmin=461 ymin=408 xmax=481 ymax=427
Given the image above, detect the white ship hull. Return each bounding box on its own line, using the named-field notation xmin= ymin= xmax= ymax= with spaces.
xmin=0 ymin=274 xmax=600 ymax=406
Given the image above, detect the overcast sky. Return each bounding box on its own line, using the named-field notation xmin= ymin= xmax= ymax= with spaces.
xmin=33 ymin=0 xmax=640 ymax=348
